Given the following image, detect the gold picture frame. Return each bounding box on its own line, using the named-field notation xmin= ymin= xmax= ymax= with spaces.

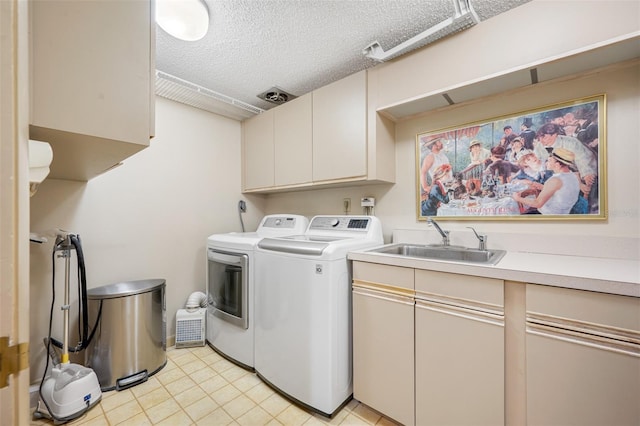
xmin=416 ymin=94 xmax=606 ymax=221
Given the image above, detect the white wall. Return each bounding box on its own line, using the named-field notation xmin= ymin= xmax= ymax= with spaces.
xmin=266 ymin=63 xmax=639 ymax=259
xmin=29 ymin=97 xmax=266 ymax=383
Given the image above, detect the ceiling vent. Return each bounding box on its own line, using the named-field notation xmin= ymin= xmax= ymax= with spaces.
xmin=257 ymin=87 xmax=297 ymax=105
xmin=155 ymin=70 xmax=264 ymax=120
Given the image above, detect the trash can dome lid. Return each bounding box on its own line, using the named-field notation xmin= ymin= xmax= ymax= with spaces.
xmin=88 ymin=279 xmax=166 ymax=299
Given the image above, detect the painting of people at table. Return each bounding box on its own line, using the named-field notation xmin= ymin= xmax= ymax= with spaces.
xmin=416 ymin=95 xmax=605 ymax=220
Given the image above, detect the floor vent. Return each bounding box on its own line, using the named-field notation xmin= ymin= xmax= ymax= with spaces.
xmin=175 ymin=308 xmax=206 ymax=348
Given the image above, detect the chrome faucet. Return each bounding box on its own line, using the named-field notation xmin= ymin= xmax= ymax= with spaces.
xmin=428 ymin=217 xmax=450 ymax=246
xmin=467 ymin=227 xmax=487 ymax=251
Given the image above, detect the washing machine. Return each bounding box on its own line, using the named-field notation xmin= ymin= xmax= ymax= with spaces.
xmin=206 ymin=214 xmax=308 ymax=369
xmin=254 ymin=215 xmax=384 ymax=417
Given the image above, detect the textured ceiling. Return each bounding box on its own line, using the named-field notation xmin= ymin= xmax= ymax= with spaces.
xmin=155 ymin=0 xmax=531 ymax=114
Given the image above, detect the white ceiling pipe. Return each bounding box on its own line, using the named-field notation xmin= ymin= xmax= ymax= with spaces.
xmin=363 ymin=0 xmax=480 ymax=62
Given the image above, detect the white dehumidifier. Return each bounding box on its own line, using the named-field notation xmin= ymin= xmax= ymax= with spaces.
xmin=176 ymin=308 xmax=206 ymax=348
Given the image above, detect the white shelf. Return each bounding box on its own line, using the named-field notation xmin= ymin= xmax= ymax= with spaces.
xmin=378 ymin=34 xmax=640 ymax=121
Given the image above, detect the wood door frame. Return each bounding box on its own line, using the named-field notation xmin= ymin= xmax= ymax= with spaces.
xmin=0 ymin=0 xmax=31 ymax=422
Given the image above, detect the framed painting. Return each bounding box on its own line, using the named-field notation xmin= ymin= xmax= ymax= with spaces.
xmin=416 ymin=94 xmax=606 ymax=221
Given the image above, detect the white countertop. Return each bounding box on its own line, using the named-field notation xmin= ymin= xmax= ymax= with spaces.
xmin=348 ymin=248 xmax=640 ymax=298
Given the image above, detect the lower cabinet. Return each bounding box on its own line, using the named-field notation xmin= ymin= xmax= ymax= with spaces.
xmin=415 ymin=270 xmax=505 ymax=426
xmin=352 ymin=261 xmax=639 ymax=425
xmin=526 ymin=285 xmax=640 ymax=426
xmin=352 ymin=263 xmax=415 ymax=426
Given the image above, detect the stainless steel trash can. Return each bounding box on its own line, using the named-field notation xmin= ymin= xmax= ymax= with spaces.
xmin=85 ymin=279 xmax=166 ymax=391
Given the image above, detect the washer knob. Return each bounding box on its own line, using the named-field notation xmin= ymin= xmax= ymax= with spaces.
xmin=330 ymin=219 xmax=340 ymax=227
xmin=275 ymin=219 xmax=282 ymax=226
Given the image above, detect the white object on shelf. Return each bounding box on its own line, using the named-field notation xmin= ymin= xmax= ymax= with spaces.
xmin=29 ymin=139 xmax=53 ymax=195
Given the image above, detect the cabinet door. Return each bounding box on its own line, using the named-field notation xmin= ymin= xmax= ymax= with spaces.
xmin=527 ymin=329 xmax=640 ymax=426
xmin=353 ymin=288 xmax=414 ymax=426
xmin=352 ymin=262 xmax=414 ymax=426
xmin=526 ymin=284 xmax=640 ymax=425
xmin=30 ymin=0 xmax=153 ymax=180
xmin=416 ymin=300 xmax=504 ymax=426
xmin=274 ymin=93 xmax=312 ymax=186
xmin=415 ymin=270 xmax=504 ymax=426
xmin=312 ymin=71 xmax=367 ymax=182
xmin=243 ymin=110 xmax=274 ymax=190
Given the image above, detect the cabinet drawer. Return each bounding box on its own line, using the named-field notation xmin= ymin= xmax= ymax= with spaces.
xmin=353 ymin=262 xmax=414 ymax=291
xmin=415 ymin=269 xmax=503 ymax=309
xmin=527 ymin=284 xmax=640 ymax=331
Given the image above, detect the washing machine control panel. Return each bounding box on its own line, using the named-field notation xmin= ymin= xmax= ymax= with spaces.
xmin=261 ymin=216 xmax=304 ymax=229
xmin=309 ymin=216 xmax=371 ymax=232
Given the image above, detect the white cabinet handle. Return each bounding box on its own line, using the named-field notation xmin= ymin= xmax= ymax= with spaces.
xmin=415 ymin=299 xmax=504 ymax=327
xmin=352 ymin=286 xmax=414 ymax=306
xmin=527 ymin=321 xmax=640 ymax=358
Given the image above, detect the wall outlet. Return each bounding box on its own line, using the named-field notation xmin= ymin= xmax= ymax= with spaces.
xmin=238 ymin=200 xmax=246 ymax=212
xmin=361 ymin=197 xmax=375 ymax=207
xmin=343 ymin=198 xmax=351 ymax=213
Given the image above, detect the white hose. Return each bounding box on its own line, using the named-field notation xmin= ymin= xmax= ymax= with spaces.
xmin=186 ymin=291 xmax=207 ymax=311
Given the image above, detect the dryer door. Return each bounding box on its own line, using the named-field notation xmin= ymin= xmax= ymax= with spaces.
xmin=207 ymin=249 xmax=249 ymax=329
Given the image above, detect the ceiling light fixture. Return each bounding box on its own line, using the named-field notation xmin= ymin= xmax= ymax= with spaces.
xmin=156 ymin=0 xmax=210 ymax=42
xmin=363 ymin=0 xmax=479 ymax=62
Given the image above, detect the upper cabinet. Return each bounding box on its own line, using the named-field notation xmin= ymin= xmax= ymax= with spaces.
xmin=274 ymin=93 xmax=313 ymax=187
xmin=242 ymin=70 xmax=395 ymax=193
xmin=312 ymin=71 xmax=367 ymax=182
xmin=243 ymin=109 xmax=275 ymax=191
xmin=242 ymin=93 xmax=313 ymax=191
xmin=29 ymin=0 xmax=155 ymax=181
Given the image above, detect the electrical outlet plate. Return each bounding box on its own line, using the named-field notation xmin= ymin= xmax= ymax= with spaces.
xmin=361 ymin=197 xmax=375 ymax=207
xmin=238 ymin=200 xmax=246 ymax=212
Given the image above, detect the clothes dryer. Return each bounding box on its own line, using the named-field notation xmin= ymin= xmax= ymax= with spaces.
xmin=206 ymin=214 xmax=308 ymax=369
xmin=254 ymin=215 xmax=383 ymax=416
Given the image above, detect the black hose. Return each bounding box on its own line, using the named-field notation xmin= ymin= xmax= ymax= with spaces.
xmin=86 ymin=301 xmax=103 ymax=345
xmin=70 ymin=234 xmax=89 ymax=348
xmin=37 ymin=235 xmax=95 ymax=423
xmin=48 ymin=234 xmax=100 ymax=352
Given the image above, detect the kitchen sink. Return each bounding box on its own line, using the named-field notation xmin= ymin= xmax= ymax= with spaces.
xmin=366 ymin=243 xmax=506 ymax=265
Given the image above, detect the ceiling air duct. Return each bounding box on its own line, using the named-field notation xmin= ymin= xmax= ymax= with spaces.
xmin=155 ymin=70 xmax=264 ymax=120
xmin=363 ymin=0 xmax=480 ymax=62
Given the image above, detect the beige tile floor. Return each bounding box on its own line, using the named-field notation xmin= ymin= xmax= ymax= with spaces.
xmin=31 ymin=345 xmax=399 ymax=426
